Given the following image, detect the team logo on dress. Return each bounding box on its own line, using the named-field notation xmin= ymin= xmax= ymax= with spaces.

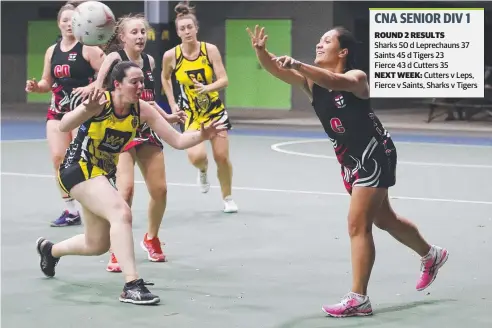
xmin=201 ymin=58 xmax=207 ymax=65
xmin=186 ymin=68 xmax=206 ymax=84
xmin=131 ymin=116 xmax=139 ymax=128
xmin=195 ymin=94 xmax=211 ymax=112
xmin=68 ymin=52 xmax=77 ymax=61
xmin=334 ymin=94 xmax=346 ymax=108
xmin=98 ymin=128 xmax=133 ymax=153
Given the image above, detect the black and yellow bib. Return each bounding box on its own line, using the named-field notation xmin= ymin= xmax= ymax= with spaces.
xmin=60 ymin=91 xmax=140 ymax=182
xmin=174 ymin=42 xmax=224 ymax=114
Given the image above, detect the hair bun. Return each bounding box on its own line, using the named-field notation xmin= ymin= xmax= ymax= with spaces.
xmin=174 ymin=2 xmax=195 ymax=16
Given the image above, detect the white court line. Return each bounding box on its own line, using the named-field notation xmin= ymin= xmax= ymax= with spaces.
xmin=0 ymin=139 xmax=47 ymax=144
xmin=2 ymin=171 xmax=491 ymax=205
xmin=271 ymin=139 xmax=492 ymax=169
xmin=2 ymin=136 xmax=492 ymax=148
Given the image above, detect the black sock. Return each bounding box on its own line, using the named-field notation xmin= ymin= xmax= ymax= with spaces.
xmin=43 ymin=242 xmax=58 ymax=259
xmin=125 ymin=279 xmax=139 ymax=287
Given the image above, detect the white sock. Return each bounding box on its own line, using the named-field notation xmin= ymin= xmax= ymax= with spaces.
xmin=64 ymin=198 xmax=78 ymax=215
xmin=350 ymin=292 xmax=368 ymax=301
xmin=422 ymin=245 xmax=436 ymax=259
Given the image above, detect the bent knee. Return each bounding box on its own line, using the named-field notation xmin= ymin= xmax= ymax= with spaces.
xmin=374 ymin=214 xmax=398 ymax=231
xmin=92 ymin=242 xmax=111 ymax=256
xmin=149 ymin=184 xmax=167 ymax=201
xmin=213 ymin=152 xmax=229 ymax=166
xmin=119 ymin=205 xmax=133 ymax=225
xmin=110 ymin=202 xmax=133 ymax=226
xmin=86 ymin=238 xmax=111 ymax=256
xmin=373 ymin=200 xmax=397 ymax=231
xmin=52 ymin=155 xmax=65 ymax=170
xmin=347 ymin=216 xmax=373 ymax=237
xmin=188 ymin=153 xmax=207 ymax=166
xmin=118 ymin=184 xmax=135 ymax=204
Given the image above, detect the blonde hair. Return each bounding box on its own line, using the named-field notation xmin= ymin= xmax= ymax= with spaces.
xmin=174 ymin=1 xmax=199 ymax=28
xmin=102 ymin=13 xmax=150 ymax=54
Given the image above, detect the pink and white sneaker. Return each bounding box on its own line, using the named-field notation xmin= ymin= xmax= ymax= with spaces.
xmin=322 ymin=292 xmax=373 ymax=317
xmin=416 ymin=245 xmax=449 ymax=291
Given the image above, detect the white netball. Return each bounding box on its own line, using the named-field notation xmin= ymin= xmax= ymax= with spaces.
xmin=71 ymin=1 xmax=116 ymax=46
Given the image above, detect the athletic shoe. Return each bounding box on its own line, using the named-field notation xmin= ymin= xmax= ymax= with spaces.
xmin=416 ymin=245 xmax=449 ymax=291
xmin=106 ymin=252 xmax=122 ymax=272
xmin=51 ymin=210 xmax=81 ymax=227
xmin=223 ymin=196 xmax=238 ymax=213
xmin=197 ymin=170 xmax=210 ymax=193
xmin=322 ymin=292 xmax=373 ymax=317
xmin=140 ymin=233 xmax=166 ymax=262
xmin=119 ymin=279 xmax=160 ymax=305
xmin=36 ymin=237 xmax=60 ymax=278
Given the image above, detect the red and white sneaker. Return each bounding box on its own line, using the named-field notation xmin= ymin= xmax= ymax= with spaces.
xmin=140 ymin=233 xmax=166 ymax=262
xmin=106 ymin=252 xmax=121 ymax=272
xmin=322 ymin=292 xmax=373 ymax=318
xmin=416 ymin=245 xmax=449 ymax=291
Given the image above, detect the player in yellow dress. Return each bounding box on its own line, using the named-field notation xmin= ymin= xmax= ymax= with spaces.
xmin=96 ymin=14 xmax=187 ymax=272
xmin=35 ymin=60 xmax=226 ymax=305
xmin=162 ymin=2 xmax=238 ymax=213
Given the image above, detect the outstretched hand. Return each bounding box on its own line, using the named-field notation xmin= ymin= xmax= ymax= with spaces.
xmin=246 ymin=25 xmax=268 ymax=50
xmin=200 ymin=121 xmax=227 ymax=140
xmin=83 ymin=89 xmax=108 ymax=112
xmin=272 ymin=55 xmax=301 ymax=70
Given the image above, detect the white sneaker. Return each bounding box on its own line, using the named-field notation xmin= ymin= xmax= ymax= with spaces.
xmin=223 ymin=196 xmax=238 ymax=213
xmin=197 ymin=170 xmax=210 ymax=193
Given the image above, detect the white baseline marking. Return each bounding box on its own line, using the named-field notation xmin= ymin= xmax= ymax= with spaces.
xmin=2 ymin=172 xmax=491 ymax=206
xmin=0 ymin=139 xmax=47 ymax=144
xmin=271 ymin=139 xmax=492 ymax=169
xmin=2 ymin=136 xmax=492 ymax=148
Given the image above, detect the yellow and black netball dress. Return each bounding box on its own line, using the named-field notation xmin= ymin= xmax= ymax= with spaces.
xmin=58 ymin=91 xmax=140 ymax=194
xmin=173 ymin=42 xmax=231 ymax=132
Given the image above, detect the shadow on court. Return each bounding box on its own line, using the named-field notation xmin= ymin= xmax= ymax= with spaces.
xmin=2 ymin=134 xmax=492 ymax=328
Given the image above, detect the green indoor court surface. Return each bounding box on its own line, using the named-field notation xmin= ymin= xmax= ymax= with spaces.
xmin=27 ymin=20 xmax=59 ymax=103
xmin=225 ymin=19 xmax=292 ymax=110
xmin=2 ymin=135 xmax=492 ymax=327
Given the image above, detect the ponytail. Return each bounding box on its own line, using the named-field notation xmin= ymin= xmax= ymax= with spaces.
xmin=101 ymin=30 xmax=121 ymax=54
xmin=101 ymin=15 xmax=124 ymax=54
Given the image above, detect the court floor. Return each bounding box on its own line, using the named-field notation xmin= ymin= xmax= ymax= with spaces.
xmin=2 ymin=131 xmax=492 ymax=328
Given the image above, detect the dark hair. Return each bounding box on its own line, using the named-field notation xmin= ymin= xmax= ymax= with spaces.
xmin=102 ymin=13 xmax=149 ymax=55
xmin=103 ymin=60 xmax=140 ymax=91
xmin=332 ymin=26 xmax=359 ymax=70
xmin=174 ymin=1 xmax=199 ymax=28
